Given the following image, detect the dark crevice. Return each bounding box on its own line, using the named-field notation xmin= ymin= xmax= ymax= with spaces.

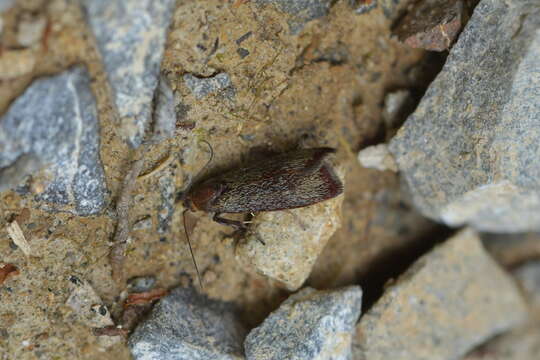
xmin=358 ymin=225 xmax=455 ymax=313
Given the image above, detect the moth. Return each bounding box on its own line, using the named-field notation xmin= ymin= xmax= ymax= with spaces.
xmin=179 ymin=144 xmax=343 ymax=287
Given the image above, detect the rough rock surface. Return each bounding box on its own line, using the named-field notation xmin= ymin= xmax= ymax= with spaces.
xmin=393 ymin=0 xmax=465 ymax=51
xmin=245 ymin=286 xmax=362 ymax=360
xmin=129 ymin=287 xmax=246 ymax=360
xmin=236 ymin=191 xmax=344 ymax=291
xmin=389 ymin=0 xmax=540 ymax=232
xmin=353 ymin=228 xmax=528 ymax=360
xmin=0 ymin=66 xmax=107 ymax=215
xmin=83 ymin=0 xmax=176 ymax=147
xmin=254 ymin=0 xmax=333 ymax=34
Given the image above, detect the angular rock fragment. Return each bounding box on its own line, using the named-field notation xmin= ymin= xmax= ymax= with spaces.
xmin=245 ymin=286 xmax=362 ymax=360
xmin=358 ymin=144 xmax=397 ymax=172
xmin=254 ymin=0 xmax=333 ymax=34
xmin=236 ymin=192 xmax=343 ymax=291
xmin=83 ymin=0 xmax=176 ymax=147
xmin=129 ymin=287 xmax=246 ymax=360
xmin=0 ymin=66 xmax=107 ymax=215
xmin=393 ymin=0 xmax=466 ymax=51
xmin=353 ymin=229 xmax=528 ymax=360
xmin=389 ymin=0 xmax=540 ymax=232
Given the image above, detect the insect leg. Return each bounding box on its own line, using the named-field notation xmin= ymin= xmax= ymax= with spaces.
xmin=212 ymin=213 xmax=246 ymax=230
xmin=212 ymin=214 xmax=265 ymax=245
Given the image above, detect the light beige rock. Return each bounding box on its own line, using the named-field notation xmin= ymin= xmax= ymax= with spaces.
xmin=235 ymin=193 xmax=344 ymax=291
xmin=353 ymin=228 xmax=528 ymax=360
xmin=358 ymin=144 xmax=398 ymax=172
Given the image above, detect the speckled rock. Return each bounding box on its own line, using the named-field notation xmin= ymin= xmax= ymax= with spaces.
xmin=389 ymin=0 xmax=540 ymax=232
xmin=0 ymin=66 xmax=107 ymax=215
xmin=353 ymin=228 xmax=528 ymax=360
xmin=254 ymin=0 xmax=333 ymax=34
xmin=245 ymin=286 xmax=362 ymax=360
xmin=129 ymin=287 xmax=246 ymax=360
xmin=236 ymin=190 xmax=344 ymax=291
xmin=183 ymin=72 xmax=235 ymax=100
xmin=83 ymin=0 xmax=176 ymax=147
xmin=463 ymin=325 xmax=540 ymax=360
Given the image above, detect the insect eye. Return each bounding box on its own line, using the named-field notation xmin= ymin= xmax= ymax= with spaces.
xmin=190 ymin=184 xmax=223 ymax=210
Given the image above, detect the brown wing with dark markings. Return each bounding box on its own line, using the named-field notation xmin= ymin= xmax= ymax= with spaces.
xmin=202 ymin=148 xmax=343 ymax=213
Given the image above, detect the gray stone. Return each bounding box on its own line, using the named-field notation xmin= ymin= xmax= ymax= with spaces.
xmin=152 ymin=75 xmax=176 ymax=141
xmin=0 ymin=66 xmax=107 ymax=215
xmin=353 ymin=229 xmax=528 ymax=360
xmin=83 ymin=0 xmax=176 ymax=147
xmin=183 ymin=73 xmax=235 ymax=100
xmin=129 ymin=287 xmax=246 ymax=360
xmin=254 ymin=0 xmax=333 ymax=34
xmin=127 ymin=276 xmax=156 ymax=293
xmin=389 ymin=0 xmax=540 ymax=232
xmin=245 ymin=286 xmax=362 ymax=360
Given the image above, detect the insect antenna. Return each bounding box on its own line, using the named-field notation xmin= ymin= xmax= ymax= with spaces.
xmin=183 ymin=208 xmax=203 ymax=289
xmin=193 ymin=140 xmax=214 ymax=183
xmin=180 ymin=140 xmax=214 ymax=289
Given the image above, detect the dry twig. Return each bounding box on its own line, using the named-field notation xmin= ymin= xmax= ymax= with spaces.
xmin=109 ymin=153 xmax=146 ymax=288
xmin=7 ymin=221 xmax=32 ymax=257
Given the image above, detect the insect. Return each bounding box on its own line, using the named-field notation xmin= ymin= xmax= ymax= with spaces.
xmin=179 ymin=143 xmax=343 ymax=287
